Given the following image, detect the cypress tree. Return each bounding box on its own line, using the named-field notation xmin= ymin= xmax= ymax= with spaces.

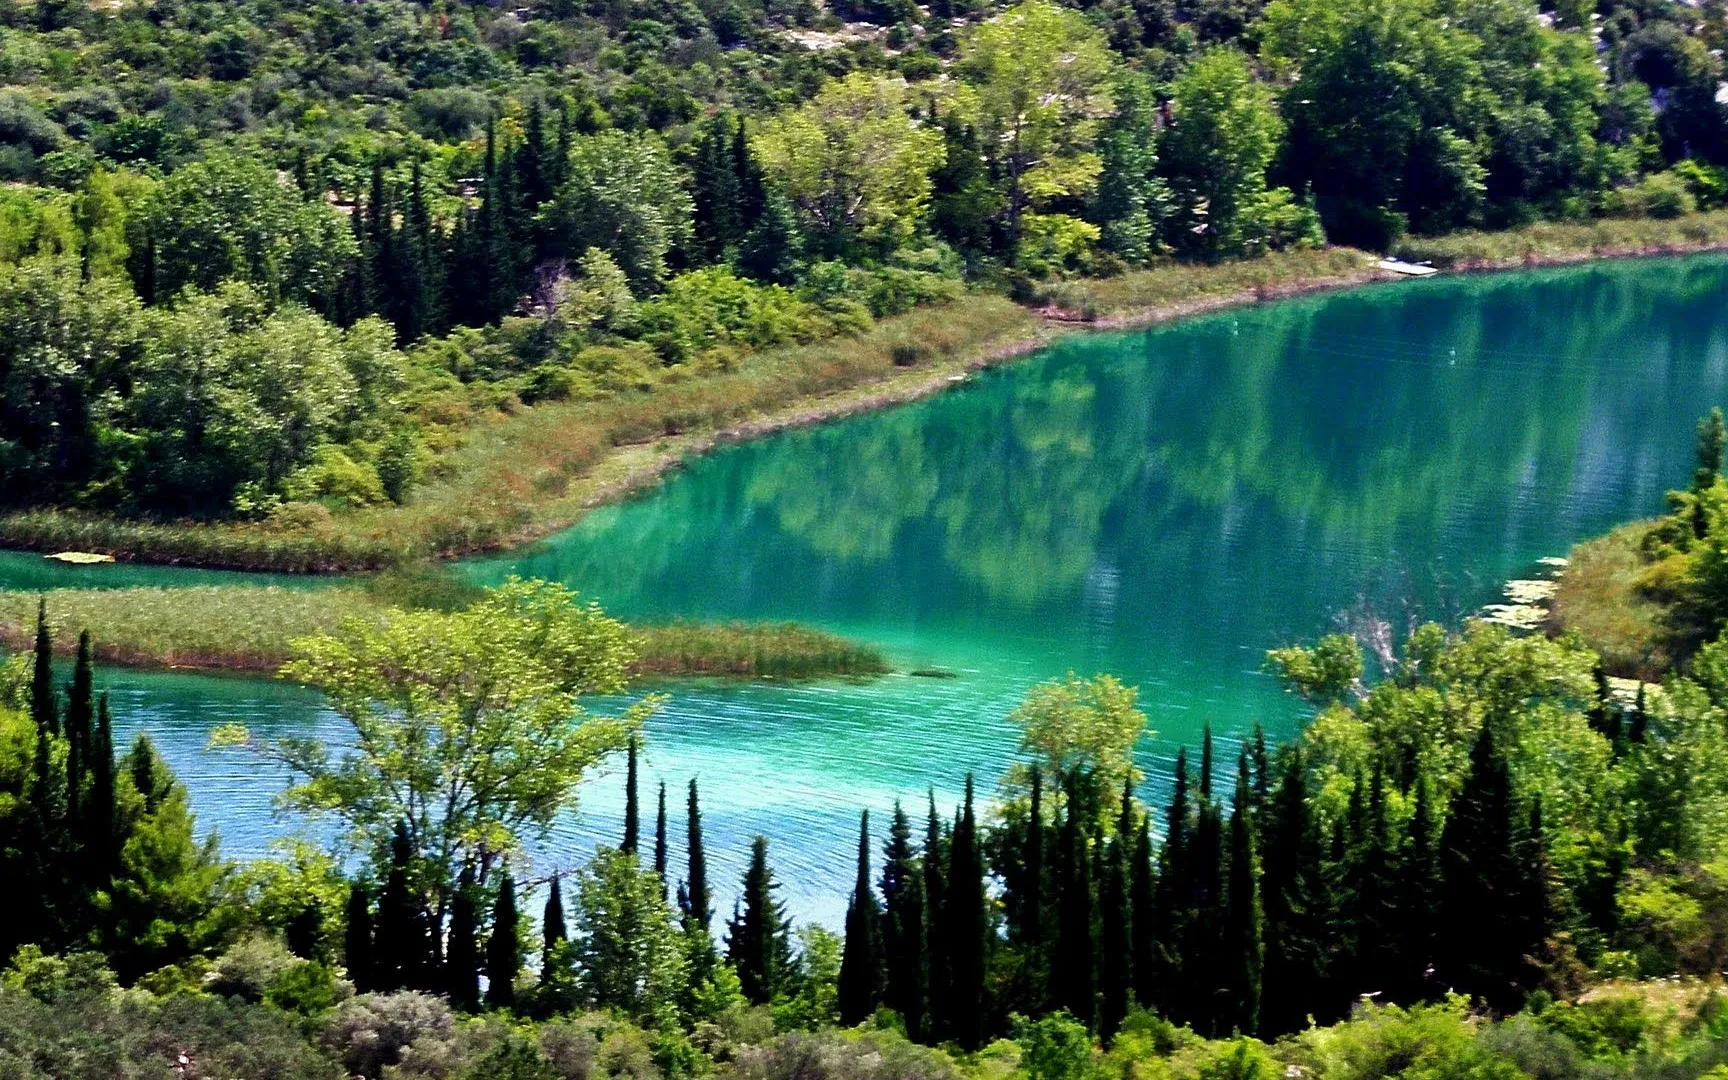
xmin=83 ymin=692 xmax=115 ymax=876
xmin=1129 ymin=814 xmax=1157 ymax=1008
xmin=543 ymin=877 xmax=568 ymax=971
xmin=728 ymin=836 xmax=792 ymax=1004
xmin=1395 ymin=774 xmax=1442 ymax=1005
xmin=880 ymin=801 xmax=927 ymax=1041
xmin=1259 ymin=746 xmax=1329 ymax=1035
xmin=1199 ymin=724 xmax=1215 ymax=801
xmin=1250 ymin=724 xmax=1272 ymax=815
xmin=945 ymin=775 xmax=988 ymax=1049
xmin=1437 ymin=724 xmax=1525 ymax=1013
xmin=1344 ymin=766 xmax=1398 ymax=1001
xmin=1629 ymin=685 xmax=1649 ymax=744
xmin=1151 ymin=747 xmax=1191 ymax=1021
xmin=486 ymin=874 xmax=520 ymax=1011
xmin=375 ymin=824 xmax=421 ymax=992
xmin=447 ymin=867 xmax=480 ymax=1010
xmin=1053 ymin=771 xmax=1096 ymax=1029
xmin=1012 ymin=768 xmax=1049 ymax=1014
xmin=683 ymin=779 xmax=712 ymax=934
xmin=922 ymin=791 xmax=950 ymax=1035
xmin=1222 ymin=764 xmax=1264 ymax=1037
xmin=691 ymin=113 xmax=743 ymax=258
xmin=654 ymin=781 xmax=669 ymax=893
xmin=31 ymin=599 xmax=56 ymax=737
xmin=621 ymin=735 xmax=640 ymax=855
xmin=64 ymin=629 xmax=94 ymax=825
xmin=1183 ymin=766 xmax=1225 ymax=1028
xmin=838 ymin=810 xmax=882 ymax=1025
xmin=345 ymin=884 xmax=375 ymax=993
xmin=1099 ymin=817 xmax=1132 ymax=1040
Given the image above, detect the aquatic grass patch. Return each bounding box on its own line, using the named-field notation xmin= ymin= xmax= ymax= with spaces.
xmin=1393 ymin=211 xmax=1728 ymax=270
xmin=0 ymin=586 xmax=886 ymax=680
xmin=1549 ymin=521 xmax=1680 ymax=681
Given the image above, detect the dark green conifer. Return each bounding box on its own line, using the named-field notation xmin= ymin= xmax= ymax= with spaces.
xmin=65 ymin=629 xmax=93 ymax=823
xmin=487 ymin=873 xmax=521 ymax=1010
xmin=84 ymin=692 xmax=115 ymax=876
xmin=1099 ymin=810 xmax=1132 ymax=1040
xmin=654 ymin=781 xmax=669 ymax=892
xmin=1222 ymin=763 xmax=1264 ymax=1037
xmin=1151 ymin=747 xmax=1191 ymax=1020
xmin=945 ymin=775 xmax=988 ymax=1049
xmin=375 ymin=824 xmax=424 ymax=992
xmin=683 ymin=779 xmax=712 ymax=934
xmin=622 ymin=735 xmax=640 ymax=855
xmin=923 ymin=791 xmax=950 ymax=1034
xmin=838 ymin=810 xmax=882 ymax=1025
xmin=344 ymin=883 xmax=375 ymax=993
xmin=1437 ymin=723 xmax=1527 ymax=1013
xmin=1259 ymin=746 xmax=1329 ymax=1034
xmin=1129 ymin=814 xmax=1157 ymax=1008
xmin=727 ymin=836 xmax=792 ymax=1004
xmin=1053 ymin=771 xmax=1096 ymax=1029
xmin=880 ymin=800 xmax=927 ymax=1041
xmin=447 ymin=867 xmax=480 ymax=1010
xmin=543 ymin=877 xmax=567 ymax=972
xmin=31 ymin=599 xmax=56 ymax=738
xmin=1396 ymin=774 xmax=1442 ymax=1004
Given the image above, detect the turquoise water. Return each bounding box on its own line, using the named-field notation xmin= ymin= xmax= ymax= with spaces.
xmin=13 ymin=255 xmax=1728 ymax=926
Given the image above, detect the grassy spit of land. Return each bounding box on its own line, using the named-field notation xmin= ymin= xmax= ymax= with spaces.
xmin=0 ymin=586 xmax=888 ymax=681
xmin=1549 ymin=520 xmax=1688 ymax=682
xmin=8 ymin=216 xmax=1728 ymax=578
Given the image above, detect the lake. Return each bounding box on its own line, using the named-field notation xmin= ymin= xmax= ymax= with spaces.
xmin=10 ymin=254 xmax=1728 ymax=927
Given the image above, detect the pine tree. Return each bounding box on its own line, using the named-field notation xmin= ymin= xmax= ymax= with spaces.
xmin=1222 ymin=764 xmax=1264 ymax=1037
xmin=654 ymin=781 xmax=669 ymax=893
xmin=922 ymin=791 xmax=950 ymax=1035
xmin=1395 ymin=774 xmax=1442 ymax=1005
xmin=1344 ymin=767 xmax=1399 ymax=1001
xmin=683 ymin=779 xmax=712 ymax=935
xmin=1054 ymin=771 xmax=1096 ymax=1029
xmin=447 ymin=867 xmax=480 ymax=1010
xmin=344 ymin=884 xmax=375 ymax=993
xmin=945 ymin=775 xmax=988 ymax=1049
xmin=31 ymin=599 xmax=56 ymax=738
xmin=727 ymin=836 xmax=792 ymax=1004
xmin=880 ymin=801 xmax=927 ymax=1041
xmin=1438 ymin=724 xmax=1527 ymax=1013
xmin=622 ymin=735 xmax=640 ymax=855
xmin=838 ymin=810 xmax=882 ymax=1025
xmin=487 ymin=873 xmax=521 ymax=1011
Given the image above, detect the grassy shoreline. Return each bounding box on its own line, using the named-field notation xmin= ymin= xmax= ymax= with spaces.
xmin=0 ymin=587 xmax=888 ymax=681
xmin=8 ymin=215 xmax=1728 ymax=574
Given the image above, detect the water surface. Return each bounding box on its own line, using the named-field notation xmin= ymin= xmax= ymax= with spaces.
xmin=16 ymin=256 xmax=1728 ymax=925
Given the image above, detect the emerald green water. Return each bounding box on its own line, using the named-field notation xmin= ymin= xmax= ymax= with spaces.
xmin=13 ymin=255 xmax=1728 ymax=925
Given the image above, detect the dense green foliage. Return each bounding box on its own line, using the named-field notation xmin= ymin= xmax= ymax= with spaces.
xmin=3 ymin=0 xmax=1725 ymax=540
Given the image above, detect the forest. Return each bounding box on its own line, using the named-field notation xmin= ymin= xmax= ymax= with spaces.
xmin=3 ymin=0 xmax=1728 ymax=558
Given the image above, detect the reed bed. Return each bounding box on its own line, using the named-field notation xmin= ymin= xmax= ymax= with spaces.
xmin=1548 ymin=522 xmax=1681 ymax=682
xmin=1393 ymin=211 xmax=1728 ymax=269
xmin=1062 ymin=246 xmax=1378 ymax=320
xmin=0 ymin=587 xmax=886 ymax=680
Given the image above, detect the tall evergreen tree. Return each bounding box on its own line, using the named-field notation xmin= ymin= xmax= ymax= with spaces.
xmin=1259 ymin=746 xmax=1329 ymax=1034
xmin=691 ymin=113 xmax=744 ymax=259
xmin=945 ymin=775 xmax=988 ymax=1049
xmin=64 ymin=629 xmax=93 ymax=824
xmin=1182 ymin=759 xmax=1225 ymax=1028
xmin=1438 ymin=723 xmax=1528 ymax=1013
xmin=344 ymin=884 xmax=375 ymax=994
xmin=84 ymin=691 xmax=115 ymax=875
xmin=31 ymin=599 xmax=55 ymax=738
xmin=1395 ymin=774 xmax=1442 ymax=1005
xmin=1054 ymin=771 xmax=1097 ymax=1029
xmin=447 ymin=867 xmax=480 ymax=1010
xmin=1099 ymin=807 xmax=1132 ymax=1040
xmin=838 ymin=810 xmax=882 ymax=1025
xmin=654 ymin=781 xmax=669 ymax=892
xmin=543 ymin=877 xmax=568 ymax=973
xmin=1151 ymin=747 xmax=1191 ymax=1021
xmin=1222 ymin=764 xmax=1264 ymax=1037
xmin=1129 ymin=814 xmax=1157 ymax=1008
xmin=486 ymin=873 xmax=521 ymax=1011
xmin=374 ymin=823 xmax=425 ymax=992
xmin=683 ymin=779 xmax=712 ymax=934
xmin=922 ymin=791 xmax=950 ymax=1034
xmin=622 ymin=735 xmax=640 ymax=855
xmin=727 ymin=836 xmax=792 ymax=1004
xmin=880 ymin=801 xmax=927 ymax=1041
xmin=1012 ymin=768 xmax=1049 ymax=1013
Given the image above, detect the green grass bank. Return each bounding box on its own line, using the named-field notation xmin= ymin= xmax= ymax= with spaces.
xmin=0 ymin=587 xmax=888 ymax=681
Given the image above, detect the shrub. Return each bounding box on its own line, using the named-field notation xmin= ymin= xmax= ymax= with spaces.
xmin=322 ymin=991 xmax=456 ymax=1079
xmin=1605 ymin=172 xmax=1696 ymax=220
xmin=206 ymin=934 xmax=301 ymax=1003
